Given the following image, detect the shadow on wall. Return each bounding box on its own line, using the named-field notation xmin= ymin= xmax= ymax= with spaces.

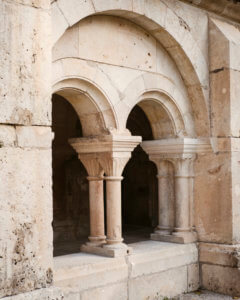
xmin=52 ymin=94 xmax=89 ymax=256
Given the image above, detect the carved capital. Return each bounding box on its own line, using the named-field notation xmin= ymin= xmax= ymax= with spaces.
xmin=98 ymin=154 xmax=131 ymax=177
xmin=169 ymin=156 xmax=195 ymax=178
xmin=78 ymin=154 xmax=104 ymax=178
xmin=69 ymin=133 xmax=141 ymax=177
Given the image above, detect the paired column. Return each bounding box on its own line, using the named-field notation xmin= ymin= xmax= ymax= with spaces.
xmin=70 ymin=134 xmax=141 ymax=256
xmin=142 ymin=139 xmax=198 ymax=244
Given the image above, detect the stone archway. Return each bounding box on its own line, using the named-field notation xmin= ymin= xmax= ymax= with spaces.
xmin=51 ymin=5 xmax=211 ymax=257
xmin=52 ymin=0 xmax=210 ymax=137
xmin=51 ymin=78 xmax=117 ymax=256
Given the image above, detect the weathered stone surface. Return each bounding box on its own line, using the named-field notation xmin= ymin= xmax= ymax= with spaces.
xmin=1 ymin=287 xmax=63 ymax=300
xmin=201 ymin=264 xmax=240 ymax=297
xmin=81 ymin=282 xmax=127 ymax=300
xmin=2 ymin=0 xmax=240 ymax=299
xmin=0 ymin=148 xmax=53 ymax=297
xmin=127 ymin=241 xmax=198 ymax=278
xmin=129 ymin=265 xmax=188 ymax=300
xmin=187 ymin=263 xmax=200 ymax=292
xmin=16 ymin=126 xmax=53 ymax=149
xmin=0 ymin=0 xmax=51 ymax=126
xmin=0 ymin=125 xmax=16 ymax=147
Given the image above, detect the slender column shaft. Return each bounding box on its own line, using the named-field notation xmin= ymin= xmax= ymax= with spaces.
xmin=87 ymin=177 xmax=105 ymax=245
xmin=173 ymin=159 xmax=191 ymax=234
xmin=155 ymin=161 xmax=173 ymax=234
xmin=174 ymin=176 xmax=190 ymax=232
xmin=105 ymin=176 xmax=123 ymax=245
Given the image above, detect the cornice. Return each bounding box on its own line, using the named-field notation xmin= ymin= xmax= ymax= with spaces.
xmin=179 ymin=0 xmax=240 ymax=23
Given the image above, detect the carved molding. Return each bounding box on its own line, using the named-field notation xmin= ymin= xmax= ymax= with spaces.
xmin=141 ymin=138 xmax=212 ymax=158
xmin=69 ymin=133 xmax=141 ymax=176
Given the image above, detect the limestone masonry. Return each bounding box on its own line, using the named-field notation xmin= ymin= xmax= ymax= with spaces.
xmin=1 ymin=0 xmax=240 ymax=299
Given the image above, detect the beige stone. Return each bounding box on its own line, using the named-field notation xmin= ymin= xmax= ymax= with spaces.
xmin=187 ymin=263 xmax=200 ymax=292
xmin=201 ymin=264 xmax=240 ymax=297
xmin=16 ymin=126 xmax=53 ymax=149
xmin=81 ymin=282 xmax=127 ymax=300
xmin=0 ymin=1 xmax=51 ymax=126
xmin=0 ymin=125 xmax=16 ymax=147
xmin=129 ymin=266 xmax=188 ymax=300
xmin=2 ymin=0 xmax=240 ymax=299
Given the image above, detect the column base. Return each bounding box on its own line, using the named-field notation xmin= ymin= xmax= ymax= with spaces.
xmin=151 ymin=231 xmax=197 ymax=244
xmin=86 ymin=236 xmax=106 ymax=246
xmin=81 ymin=242 xmax=132 ymax=257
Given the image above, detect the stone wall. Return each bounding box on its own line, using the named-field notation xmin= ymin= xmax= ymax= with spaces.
xmin=0 ymin=0 xmax=52 ymax=297
xmin=1 ymin=0 xmax=240 ymax=298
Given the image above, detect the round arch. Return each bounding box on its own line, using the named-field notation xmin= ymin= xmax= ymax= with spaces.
xmin=119 ymin=73 xmax=195 ymax=139
xmin=51 ymin=0 xmax=210 ymax=136
xmin=52 ymin=78 xmax=117 ymax=136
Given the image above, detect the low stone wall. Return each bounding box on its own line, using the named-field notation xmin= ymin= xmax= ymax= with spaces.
xmin=57 ymin=241 xmax=198 ymax=300
xmin=2 ymin=241 xmax=199 ymax=300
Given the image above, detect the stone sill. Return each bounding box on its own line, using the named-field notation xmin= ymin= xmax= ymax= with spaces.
xmin=53 ymin=240 xmax=198 ymax=291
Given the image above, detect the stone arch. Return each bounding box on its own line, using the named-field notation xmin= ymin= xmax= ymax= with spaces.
xmin=52 ymin=77 xmax=117 ymax=136
xmin=52 ymin=0 xmax=210 ymax=136
xmin=119 ymin=73 xmax=195 ymax=139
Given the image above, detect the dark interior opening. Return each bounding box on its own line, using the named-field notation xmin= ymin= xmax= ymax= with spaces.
xmin=122 ymin=105 xmax=158 ymax=244
xmin=52 ymin=94 xmax=89 ymax=256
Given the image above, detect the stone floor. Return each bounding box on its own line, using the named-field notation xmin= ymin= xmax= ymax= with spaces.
xmin=178 ymin=290 xmax=239 ymax=299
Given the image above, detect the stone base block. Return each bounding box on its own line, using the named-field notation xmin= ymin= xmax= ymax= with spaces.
xmin=201 ymin=264 xmax=240 ymax=297
xmin=151 ymin=232 xmax=197 ymax=244
xmin=81 ymin=244 xmax=132 ymax=257
xmin=129 ymin=265 xmax=188 ymax=300
xmin=199 ymin=242 xmax=240 ymax=297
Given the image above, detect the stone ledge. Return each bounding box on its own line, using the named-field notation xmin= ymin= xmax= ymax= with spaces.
xmin=54 ymin=240 xmax=198 ymax=292
xmin=199 ymin=242 xmax=240 ymax=267
xmin=127 ymin=241 xmax=198 ymax=278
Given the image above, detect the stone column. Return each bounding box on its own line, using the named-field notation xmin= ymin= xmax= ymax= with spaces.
xmin=150 ymin=159 xmax=174 ymax=236
xmin=68 ymin=135 xmax=107 ymax=247
xmin=99 ymin=155 xmax=132 ymax=251
xmin=78 ymin=154 xmax=106 ymax=246
xmin=171 ymin=156 xmax=196 ymax=243
xmin=70 ymin=134 xmax=141 ymax=256
xmin=141 ymin=138 xmax=207 ymax=244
